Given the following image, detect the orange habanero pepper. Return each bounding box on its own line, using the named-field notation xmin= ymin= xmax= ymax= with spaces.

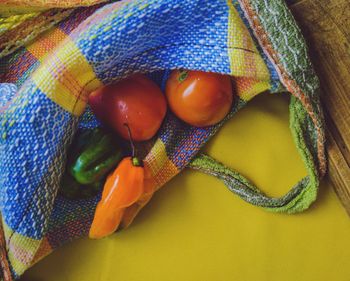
xmin=89 ymin=125 xmax=145 ymax=239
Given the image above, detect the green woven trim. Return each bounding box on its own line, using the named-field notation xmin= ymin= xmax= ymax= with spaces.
xmin=189 ymin=153 xmax=318 ymax=213
xmin=239 ymin=0 xmax=326 ymax=175
xmin=188 ymin=0 xmax=325 ymax=213
xmin=244 ymin=0 xmax=320 ymax=97
xmin=188 ymin=96 xmax=319 ymax=213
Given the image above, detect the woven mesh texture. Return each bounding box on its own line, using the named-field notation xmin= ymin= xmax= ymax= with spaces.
xmin=0 ymin=0 xmax=325 ymax=279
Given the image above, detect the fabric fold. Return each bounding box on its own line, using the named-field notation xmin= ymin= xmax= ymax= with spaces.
xmin=0 ymin=0 xmax=325 ymax=279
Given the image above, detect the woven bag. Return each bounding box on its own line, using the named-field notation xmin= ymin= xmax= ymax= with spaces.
xmin=0 ymin=0 xmax=326 ymax=279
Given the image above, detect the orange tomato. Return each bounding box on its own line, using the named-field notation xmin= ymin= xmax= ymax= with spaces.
xmin=165 ymin=70 xmax=233 ymax=127
xmin=89 ymin=74 xmax=167 ymax=141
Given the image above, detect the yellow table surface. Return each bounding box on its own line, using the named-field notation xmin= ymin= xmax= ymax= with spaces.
xmin=21 ymin=93 xmax=350 ymax=281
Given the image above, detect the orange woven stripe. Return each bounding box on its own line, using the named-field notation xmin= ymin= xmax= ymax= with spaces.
xmin=27 ymin=28 xmax=67 ymax=60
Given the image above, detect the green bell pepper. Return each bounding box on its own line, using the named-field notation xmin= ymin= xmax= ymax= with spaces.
xmin=60 ymin=128 xmax=123 ymax=199
xmin=60 ymin=172 xmax=103 ymax=199
xmin=69 ymin=128 xmax=123 ymax=185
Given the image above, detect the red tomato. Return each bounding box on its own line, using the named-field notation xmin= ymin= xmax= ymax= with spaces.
xmin=89 ymin=74 xmax=167 ymax=141
xmin=165 ymin=70 xmax=233 ymax=127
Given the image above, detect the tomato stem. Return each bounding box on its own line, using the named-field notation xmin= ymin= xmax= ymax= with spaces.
xmin=178 ymin=70 xmax=188 ymax=83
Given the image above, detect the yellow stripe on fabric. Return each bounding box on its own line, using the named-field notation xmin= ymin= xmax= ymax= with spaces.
xmin=31 ymin=35 xmax=102 ymax=116
xmin=237 ymin=79 xmax=270 ymax=101
xmin=227 ymin=0 xmax=270 ymax=81
xmin=2 ymin=221 xmax=41 ymax=276
xmin=144 ymin=139 xmax=179 ymax=189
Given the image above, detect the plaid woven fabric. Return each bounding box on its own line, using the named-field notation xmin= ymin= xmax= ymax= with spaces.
xmin=0 ymin=0 xmax=326 ymax=279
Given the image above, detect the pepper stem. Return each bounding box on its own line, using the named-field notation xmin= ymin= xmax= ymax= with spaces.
xmin=123 ymin=123 xmax=136 ymax=158
xmin=132 ymin=157 xmax=141 ymax=166
xmin=123 ymin=124 xmax=142 ymax=167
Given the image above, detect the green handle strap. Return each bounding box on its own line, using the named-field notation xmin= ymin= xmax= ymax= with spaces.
xmin=188 ymin=96 xmax=321 ymax=214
